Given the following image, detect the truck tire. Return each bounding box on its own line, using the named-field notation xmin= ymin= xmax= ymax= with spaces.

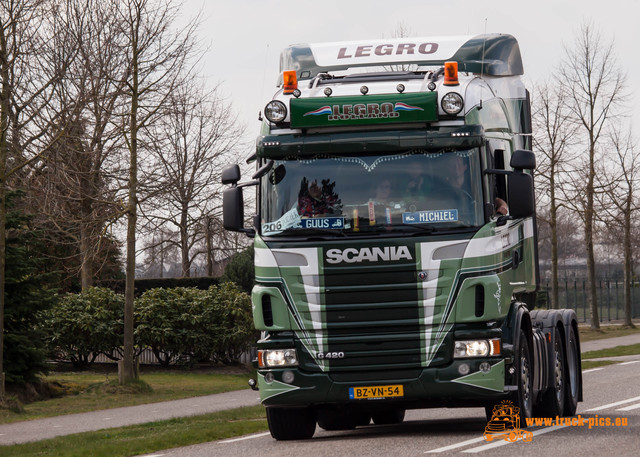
xmin=371 ymin=408 xmax=405 ymax=425
xmin=564 ymin=325 xmax=581 ymax=416
xmin=266 ymin=407 xmax=317 ymax=440
xmin=317 ymin=409 xmax=357 ymax=431
xmin=538 ymin=326 xmax=566 ymax=417
xmin=513 ymin=332 xmax=533 ymax=421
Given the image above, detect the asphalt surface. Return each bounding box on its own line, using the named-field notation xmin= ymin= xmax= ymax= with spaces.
xmin=0 ymin=330 xmax=638 ymax=446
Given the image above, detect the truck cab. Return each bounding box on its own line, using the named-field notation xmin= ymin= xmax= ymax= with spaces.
xmin=222 ymin=34 xmax=582 ymax=440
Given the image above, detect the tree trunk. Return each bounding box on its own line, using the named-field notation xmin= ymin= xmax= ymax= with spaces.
xmin=585 ymin=147 xmax=600 ymax=329
xmin=121 ymin=28 xmax=139 ymax=383
xmin=180 ymin=207 xmax=190 ymax=277
xmin=550 ymin=172 xmax=559 ymax=309
xmin=623 ymin=202 xmax=634 ymax=327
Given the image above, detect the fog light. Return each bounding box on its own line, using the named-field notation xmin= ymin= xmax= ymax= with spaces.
xmin=264 ymin=372 xmax=275 ymax=383
xmin=479 ymin=362 xmax=491 ymax=373
xmin=282 ymin=370 xmax=295 ymax=384
xmin=458 ymin=363 xmax=470 ymax=375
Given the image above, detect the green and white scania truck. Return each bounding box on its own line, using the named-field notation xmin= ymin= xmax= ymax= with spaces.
xmin=221 ymin=34 xmax=583 ymax=440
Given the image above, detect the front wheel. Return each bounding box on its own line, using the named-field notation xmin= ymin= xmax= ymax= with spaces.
xmin=266 ymin=407 xmax=317 ymax=440
xmin=371 ymin=408 xmax=405 ymax=425
xmin=513 ymin=332 xmax=533 ymax=422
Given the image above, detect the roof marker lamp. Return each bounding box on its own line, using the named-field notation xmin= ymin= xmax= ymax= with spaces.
xmin=444 ymin=61 xmax=459 ymax=86
xmin=441 ymin=92 xmax=464 ymax=115
xmin=264 ymin=100 xmax=287 ymax=123
xmin=282 ymin=70 xmax=298 ymax=94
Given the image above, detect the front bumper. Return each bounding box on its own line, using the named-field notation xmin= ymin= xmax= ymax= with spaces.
xmin=258 ymin=357 xmax=508 ymax=409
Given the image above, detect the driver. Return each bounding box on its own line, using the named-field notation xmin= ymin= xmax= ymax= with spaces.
xmin=446 ymin=154 xmax=508 ymax=216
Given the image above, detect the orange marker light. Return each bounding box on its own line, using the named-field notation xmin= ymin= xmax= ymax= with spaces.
xmin=444 ymin=61 xmax=459 ymax=86
xmin=283 ymin=70 xmax=298 ymax=94
xmin=490 ymin=338 xmax=501 ymax=356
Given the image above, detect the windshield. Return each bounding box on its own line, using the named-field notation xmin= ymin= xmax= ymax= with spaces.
xmin=260 ymin=149 xmax=484 ymax=237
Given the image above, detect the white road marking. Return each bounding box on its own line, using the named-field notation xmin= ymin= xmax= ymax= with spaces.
xmin=219 ymin=431 xmax=271 ymax=443
xmin=619 ymin=361 xmax=639 ymax=365
xmin=586 ymin=395 xmax=640 ymax=412
xmin=582 ymin=368 xmax=604 ymax=374
xmin=617 ymin=403 xmax=640 ymax=412
xmin=462 ymin=425 xmax=568 ymax=453
xmin=424 ymin=437 xmax=486 ymax=453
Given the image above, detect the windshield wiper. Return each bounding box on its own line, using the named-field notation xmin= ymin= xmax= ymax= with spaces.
xmin=271 ymin=227 xmax=347 ymax=237
xmin=393 ymin=224 xmax=438 ymax=234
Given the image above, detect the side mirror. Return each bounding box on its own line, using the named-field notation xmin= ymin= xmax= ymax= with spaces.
xmin=507 ymin=171 xmax=535 ymax=218
xmin=510 ymin=149 xmax=536 ymax=171
xmin=222 ymin=187 xmax=245 ymax=231
xmin=221 ymin=164 xmax=241 ymax=185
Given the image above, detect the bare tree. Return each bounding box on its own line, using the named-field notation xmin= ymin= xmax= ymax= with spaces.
xmin=114 ymin=0 xmax=199 ymax=382
xmin=0 ymin=0 xmax=75 ymax=400
xmin=560 ymin=22 xmax=626 ymax=329
xmin=20 ymin=0 xmax=128 ymax=291
xmin=141 ymin=81 xmax=244 ymax=277
xmin=599 ymin=126 xmax=637 ymax=327
xmin=532 ymin=81 xmax=578 ymax=308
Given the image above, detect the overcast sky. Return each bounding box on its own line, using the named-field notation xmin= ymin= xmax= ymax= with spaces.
xmin=182 ymin=0 xmax=639 ymax=150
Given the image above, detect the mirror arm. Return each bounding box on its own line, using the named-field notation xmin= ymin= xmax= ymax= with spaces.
xmin=237 ymin=180 xmax=259 ymax=188
xmin=484 ymin=168 xmax=510 ymax=176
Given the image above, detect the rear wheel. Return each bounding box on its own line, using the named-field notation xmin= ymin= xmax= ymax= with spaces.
xmin=538 ymin=327 xmax=566 ymax=417
xmin=371 ymin=408 xmax=405 ymax=425
xmin=564 ymin=325 xmax=581 ymax=416
xmin=266 ymin=407 xmax=317 ymax=440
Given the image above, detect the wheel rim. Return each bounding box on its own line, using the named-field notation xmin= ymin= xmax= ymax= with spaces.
xmin=521 ymin=352 xmax=531 ymax=409
xmin=554 ymin=339 xmax=564 ymax=402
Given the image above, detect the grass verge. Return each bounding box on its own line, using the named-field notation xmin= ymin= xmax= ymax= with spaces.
xmin=1 ymin=367 xmax=252 ymax=424
xmin=578 ymin=325 xmax=640 ymax=342
xmin=0 ymin=405 xmax=268 ymax=457
xmin=581 ymin=360 xmax=618 ymax=370
xmin=581 ymin=343 xmax=640 ymax=360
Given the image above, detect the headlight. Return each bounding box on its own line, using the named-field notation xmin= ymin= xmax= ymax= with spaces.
xmin=441 ymin=92 xmax=464 ymax=115
xmin=454 ymin=338 xmax=500 ymax=358
xmin=259 ymin=349 xmax=299 ymax=368
xmin=264 ymin=100 xmax=287 ymax=123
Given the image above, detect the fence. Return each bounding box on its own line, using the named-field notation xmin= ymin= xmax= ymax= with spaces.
xmin=92 ymin=347 xmax=256 ymax=365
xmin=540 ymin=279 xmax=640 ymax=323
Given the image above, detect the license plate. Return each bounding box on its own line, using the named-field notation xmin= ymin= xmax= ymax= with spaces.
xmin=349 ymin=384 xmax=404 ymax=400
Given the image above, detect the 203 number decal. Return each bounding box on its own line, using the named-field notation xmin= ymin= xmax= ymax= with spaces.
xmin=316 ymin=351 xmax=345 ymax=360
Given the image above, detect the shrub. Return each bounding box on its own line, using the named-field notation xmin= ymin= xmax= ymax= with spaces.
xmin=135 ymin=284 xmax=254 ymax=366
xmin=44 ymin=287 xmax=124 ymax=368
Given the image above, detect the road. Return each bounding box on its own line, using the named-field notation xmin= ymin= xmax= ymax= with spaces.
xmin=138 ymin=357 xmax=640 ymax=457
